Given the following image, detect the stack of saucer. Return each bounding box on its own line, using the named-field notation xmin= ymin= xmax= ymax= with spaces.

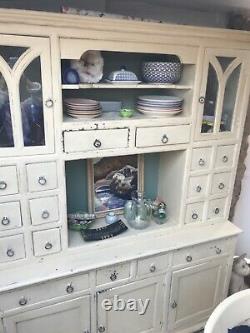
xmin=136 ymin=95 xmax=183 ymax=117
xmin=64 ymin=98 xmax=102 ymax=119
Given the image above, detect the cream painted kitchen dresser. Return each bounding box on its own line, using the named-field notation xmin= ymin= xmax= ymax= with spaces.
xmin=0 ymin=9 xmax=249 ymax=333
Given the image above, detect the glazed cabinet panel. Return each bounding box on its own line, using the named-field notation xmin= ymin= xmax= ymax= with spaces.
xmin=3 ymin=296 xmax=91 ymax=333
xmin=0 ymin=35 xmax=54 ymax=156
xmin=196 ymin=48 xmax=248 ymax=140
xmin=168 ymin=257 xmax=228 ymax=331
xmin=97 ymin=276 xmax=165 ymax=333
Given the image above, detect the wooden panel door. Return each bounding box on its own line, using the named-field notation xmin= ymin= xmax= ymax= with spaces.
xmin=97 ymin=276 xmax=165 ymax=333
xmin=0 ymin=35 xmax=54 ymax=157
xmin=168 ymin=257 xmax=228 ymax=331
xmin=3 ymin=296 xmax=90 ymax=333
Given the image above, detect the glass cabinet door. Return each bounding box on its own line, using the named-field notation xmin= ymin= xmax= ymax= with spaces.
xmin=196 ymin=48 xmax=247 ymax=140
xmin=0 ymin=36 xmax=54 ymax=156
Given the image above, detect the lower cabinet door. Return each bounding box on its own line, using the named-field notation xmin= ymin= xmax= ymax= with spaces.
xmin=97 ymin=276 xmax=165 ymax=333
xmin=168 ymin=258 xmax=228 ymax=331
xmin=3 ymin=296 xmax=90 ymax=333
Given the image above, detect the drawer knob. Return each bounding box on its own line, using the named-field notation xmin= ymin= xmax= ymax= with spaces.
xmin=214 ymin=207 xmax=220 ymax=215
xmin=19 ymin=297 xmax=28 ymax=306
xmin=45 ymin=99 xmax=54 ymax=108
xmin=161 ymin=134 xmax=168 ymax=144
xmin=6 ymin=248 xmax=15 ymax=257
xmin=38 ymin=176 xmax=47 ymax=186
xmin=98 ymin=326 xmax=106 ymax=333
xmin=0 ymin=181 xmax=7 ymax=190
xmin=199 ymin=96 xmax=205 ymax=104
xmin=1 ymin=216 xmax=10 ymax=225
xmin=192 ymin=213 xmax=198 ymax=220
xmin=171 ymin=301 xmax=177 ymax=309
xmin=45 ymin=242 xmax=53 ymax=250
xmin=83 ymin=331 xmax=90 ymax=333
xmin=196 ymin=185 xmax=202 ymax=193
xmin=216 ymin=247 xmax=222 ymax=255
xmin=110 ymin=271 xmax=118 ymax=281
xmin=186 ymin=255 xmax=193 ymax=262
xmin=41 ymin=210 xmax=50 ymax=219
xmin=149 ymin=264 xmax=156 ymax=273
xmin=222 ymin=155 xmax=229 ymax=163
xmin=218 ymin=182 xmax=225 ymax=190
xmin=198 ymin=158 xmax=205 ymax=166
xmin=93 ymin=139 xmax=102 ymax=148
xmin=66 ymin=283 xmax=74 ymax=294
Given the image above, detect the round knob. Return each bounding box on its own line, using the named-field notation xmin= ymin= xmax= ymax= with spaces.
xmin=199 ymin=96 xmax=205 ymax=104
xmin=45 ymin=242 xmax=53 ymax=250
xmin=214 ymin=207 xmax=220 ymax=215
xmin=93 ymin=139 xmax=101 ymax=148
xmin=216 ymin=248 xmax=222 ymax=255
xmin=218 ymin=182 xmax=225 ymax=190
xmin=98 ymin=325 xmax=106 ymax=332
xmin=198 ymin=158 xmax=205 ymax=166
xmin=186 ymin=255 xmax=193 ymax=262
xmin=1 ymin=216 xmax=10 ymax=225
xmin=161 ymin=134 xmax=168 ymax=144
xmin=192 ymin=213 xmax=198 ymax=220
xmin=66 ymin=283 xmax=74 ymax=294
xmin=0 ymin=181 xmax=7 ymax=190
xmin=41 ymin=210 xmax=50 ymax=219
xmin=196 ymin=185 xmax=202 ymax=193
xmin=19 ymin=297 xmax=28 ymax=306
xmin=222 ymin=155 xmax=228 ymax=163
xmin=45 ymin=99 xmax=54 ymax=108
xmin=171 ymin=301 xmax=177 ymax=309
xmin=110 ymin=271 xmax=118 ymax=281
xmin=83 ymin=331 xmax=90 ymax=333
xmin=38 ymin=176 xmax=47 ymax=186
xmin=7 ymin=248 xmax=15 ymax=257
xmin=149 ymin=264 xmax=156 ymax=273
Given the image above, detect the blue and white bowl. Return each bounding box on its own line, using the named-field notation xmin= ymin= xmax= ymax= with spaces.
xmin=142 ymin=62 xmax=182 ymax=83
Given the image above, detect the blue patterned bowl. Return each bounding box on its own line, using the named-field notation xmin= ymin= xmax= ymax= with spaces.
xmin=142 ymin=62 xmax=183 ymax=83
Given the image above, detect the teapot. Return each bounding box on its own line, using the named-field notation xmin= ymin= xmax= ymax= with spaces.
xmin=124 ymin=191 xmax=152 ymax=229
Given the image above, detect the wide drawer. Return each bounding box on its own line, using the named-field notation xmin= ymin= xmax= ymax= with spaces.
xmin=63 ymin=128 xmax=129 ymax=153
xmin=0 ymin=234 xmax=25 ymax=263
xmin=29 ymin=196 xmax=59 ymax=225
xmin=137 ymin=253 xmax=170 ymax=277
xmin=0 ymin=166 xmax=18 ymax=196
xmin=32 ymin=228 xmax=61 ymax=257
xmin=96 ymin=262 xmax=131 ymax=286
xmin=0 ymin=201 xmax=22 ymax=231
xmin=0 ymin=273 xmax=89 ymax=312
xmin=136 ymin=125 xmax=190 ymax=148
xmin=26 ymin=162 xmax=58 ymax=192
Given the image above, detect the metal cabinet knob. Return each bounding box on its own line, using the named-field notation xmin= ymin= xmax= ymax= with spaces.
xmin=149 ymin=264 xmax=156 ymax=273
xmin=41 ymin=210 xmax=50 ymax=219
xmin=192 ymin=213 xmax=198 ymax=220
xmin=19 ymin=297 xmax=28 ymax=306
xmin=38 ymin=176 xmax=47 ymax=186
xmin=216 ymin=248 xmax=222 ymax=255
xmin=186 ymin=255 xmax=193 ymax=262
xmin=199 ymin=96 xmax=205 ymax=104
xmin=171 ymin=301 xmax=177 ymax=309
xmin=93 ymin=139 xmax=101 ymax=148
xmin=110 ymin=271 xmax=118 ymax=281
xmin=83 ymin=330 xmax=90 ymax=333
xmin=196 ymin=185 xmax=202 ymax=193
xmin=222 ymin=155 xmax=228 ymax=163
xmin=161 ymin=134 xmax=168 ymax=144
xmin=0 ymin=181 xmax=7 ymax=190
xmin=1 ymin=216 xmax=10 ymax=225
xmin=214 ymin=207 xmax=220 ymax=215
xmin=98 ymin=325 xmax=106 ymax=332
xmin=45 ymin=99 xmax=54 ymax=108
xmin=66 ymin=283 xmax=74 ymax=294
xmin=198 ymin=158 xmax=205 ymax=166
xmin=7 ymin=248 xmax=15 ymax=257
xmin=45 ymin=242 xmax=53 ymax=250
xmin=218 ymin=182 xmax=225 ymax=190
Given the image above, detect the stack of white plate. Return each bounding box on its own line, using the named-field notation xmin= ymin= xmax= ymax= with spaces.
xmin=136 ymin=95 xmax=183 ymax=117
xmin=64 ymin=98 xmax=102 ymax=119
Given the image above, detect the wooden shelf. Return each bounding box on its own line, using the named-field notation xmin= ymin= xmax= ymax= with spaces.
xmin=62 ymin=83 xmax=193 ymax=90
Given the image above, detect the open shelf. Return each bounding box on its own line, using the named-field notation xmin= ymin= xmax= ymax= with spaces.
xmin=62 ymin=83 xmax=193 ymax=90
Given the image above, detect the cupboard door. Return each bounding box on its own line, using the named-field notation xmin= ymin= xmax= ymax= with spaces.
xmin=0 ymin=35 xmax=54 ymax=157
xmin=3 ymin=296 xmax=91 ymax=333
xmin=196 ymin=48 xmax=248 ymax=140
xmin=97 ymin=276 xmax=164 ymax=333
xmin=168 ymin=258 xmax=228 ymax=331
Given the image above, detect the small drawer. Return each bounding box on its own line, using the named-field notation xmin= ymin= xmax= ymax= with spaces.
xmin=96 ymin=262 xmax=130 ymax=286
xmin=0 ymin=273 xmax=89 ymax=312
xmin=211 ymin=172 xmax=231 ymax=196
xmin=26 ymin=162 xmax=57 ymax=192
xmin=0 ymin=201 xmax=22 ymax=231
xmin=0 ymin=166 xmax=18 ymax=196
xmin=215 ymin=145 xmax=236 ymax=169
xmin=33 ymin=228 xmax=61 ymax=257
xmin=63 ymin=128 xmax=129 ymax=153
xmin=187 ymin=175 xmax=208 ymax=199
xmin=136 ymin=125 xmax=190 ymax=148
xmin=29 ymin=196 xmax=59 ymax=225
xmin=185 ymin=202 xmax=204 ymax=224
xmin=137 ymin=253 xmax=169 ymax=277
xmin=191 ymin=147 xmax=212 ymax=171
xmin=0 ymin=234 xmax=25 ymax=263
xmin=207 ymin=198 xmax=227 ymax=220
